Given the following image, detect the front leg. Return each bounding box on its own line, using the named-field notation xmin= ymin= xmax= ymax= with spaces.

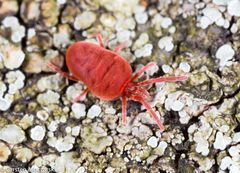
xmin=48 ymin=62 xmax=78 ymax=81
xmin=96 ymin=33 xmax=104 ymax=48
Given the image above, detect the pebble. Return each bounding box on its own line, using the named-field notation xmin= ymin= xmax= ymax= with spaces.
xmin=37 ymin=90 xmax=60 ymax=106
xmin=158 ymin=36 xmax=174 ymax=52
xmin=162 ymin=64 xmax=173 ymax=74
xmin=171 ymin=100 xmax=185 ymax=111
xmin=71 ymin=103 xmax=86 ymax=119
xmin=0 ymin=142 xmax=11 ymax=162
xmin=213 ymin=131 xmax=232 ymax=150
xmin=179 ymin=62 xmax=191 ymax=72
xmin=0 ymin=94 xmax=13 ymax=111
xmin=74 ymin=11 xmax=96 ymax=30
xmin=14 ymin=147 xmax=33 ymax=163
xmin=3 ymin=46 xmax=25 ymax=70
xmin=0 ymin=124 xmax=26 ymax=144
xmin=36 ymin=110 xmax=49 ymax=121
xmin=227 ymin=0 xmax=240 ymax=17
xmin=147 ymin=136 xmax=159 ymax=148
xmin=30 ymin=125 xmax=46 ymax=141
xmin=6 ymin=70 xmax=25 ymax=94
xmin=134 ymin=43 xmax=153 ymax=58
xmin=161 ymin=17 xmax=172 ymax=29
xmin=216 ymin=44 xmax=235 ymax=67
xmin=2 ymin=16 xmax=25 ymax=43
xmin=87 ymin=105 xmax=102 ymax=119
xmin=117 ymin=30 xmax=131 ymax=43
xmin=135 ymin=12 xmax=148 ymax=24
xmin=71 ymin=126 xmax=80 ymax=136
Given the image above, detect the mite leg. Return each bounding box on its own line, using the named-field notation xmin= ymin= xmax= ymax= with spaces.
xmin=121 ymin=95 xmax=127 ymax=124
xmin=131 ymin=62 xmax=157 ymax=82
xmin=72 ymin=88 xmax=89 ymax=103
xmin=48 ymin=62 xmax=78 ymax=81
xmin=96 ymin=33 xmax=104 ymax=48
xmin=113 ymin=43 xmax=125 ymax=53
xmin=141 ymin=99 xmax=164 ymax=131
xmin=136 ymin=76 xmax=188 ymax=86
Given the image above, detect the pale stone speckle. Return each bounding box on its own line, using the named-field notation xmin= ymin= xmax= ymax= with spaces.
xmin=87 ymin=104 xmax=102 ymax=119
xmin=30 ymin=125 xmax=46 ymax=141
xmin=216 ymin=44 xmax=235 ymax=67
xmin=228 ymin=0 xmax=240 ymax=17
xmin=158 ymin=36 xmax=174 ymax=52
xmin=0 ymin=142 xmax=11 ymax=162
xmin=147 ymin=136 xmax=159 ymax=148
xmin=74 ymin=11 xmax=96 ymax=30
xmin=0 ymin=124 xmax=26 ymax=144
xmin=213 ymin=131 xmax=232 ymax=150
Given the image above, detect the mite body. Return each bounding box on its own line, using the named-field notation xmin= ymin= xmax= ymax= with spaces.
xmin=48 ymin=34 xmax=188 ymax=130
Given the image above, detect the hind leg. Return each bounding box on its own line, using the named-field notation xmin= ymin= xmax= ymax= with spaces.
xmin=72 ymin=88 xmax=89 ymax=103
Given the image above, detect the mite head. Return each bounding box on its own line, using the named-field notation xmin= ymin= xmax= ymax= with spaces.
xmin=120 ymin=63 xmax=188 ymax=131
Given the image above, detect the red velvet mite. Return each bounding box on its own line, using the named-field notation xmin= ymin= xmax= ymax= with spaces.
xmin=48 ymin=34 xmax=188 ymax=131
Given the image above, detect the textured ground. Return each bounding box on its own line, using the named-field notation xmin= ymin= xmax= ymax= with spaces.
xmin=0 ymin=0 xmax=240 ymax=173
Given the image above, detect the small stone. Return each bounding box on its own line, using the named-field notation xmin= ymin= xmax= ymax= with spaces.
xmin=171 ymin=100 xmax=184 ymax=111
xmin=117 ymin=30 xmax=131 ymax=43
xmin=87 ymin=105 xmax=102 ymax=119
xmin=233 ymin=132 xmax=240 ymax=143
xmin=37 ymin=90 xmax=60 ymax=106
xmin=154 ymin=141 xmax=168 ymax=156
xmin=230 ymin=23 xmax=238 ymax=33
xmin=162 ymin=64 xmax=173 ymax=74
xmin=179 ymin=62 xmax=191 ymax=72
xmin=65 ymin=126 xmax=71 ymax=134
xmin=213 ymin=131 xmax=232 ymax=150
xmin=161 ymin=17 xmax=172 ymax=28
xmin=228 ymin=0 xmax=240 ymax=17
xmin=54 ymin=136 xmax=74 ymax=152
xmin=2 ymin=16 xmax=25 ymax=43
xmin=2 ymin=45 xmax=25 ymax=70
xmin=6 ymin=70 xmax=25 ymax=94
xmin=134 ymin=44 xmax=153 ymax=58
xmin=57 ymin=0 xmax=66 ymax=5
xmin=36 ymin=110 xmax=49 ymax=121
xmin=81 ymin=123 xmax=113 ymax=154
xmin=158 ymin=36 xmax=174 ymax=52
xmin=100 ymin=13 xmax=116 ymax=28
xmin=76 ymin=166 xmax=85 ymax=173
xmin=0 ymin=124 xmax=26 ymax=144
xmin=71 ymin=126 xmax=80 ymax=136
xmin=135 ymin=12 xmax=148 ymax=24
xmin=220 ymin=156 xmax=232 ymax=170
xmin=19 ymin=114 xmax=34 ymax=130
xmin=147 ymin=136 xmax=159 ymax=148
xmin=14 ymin=147 xmax=33 ymax=163
xmin=216 ymin=44 xmax=235 ymax=67
xmin=71 ymin=103 xmax=86 ymax=119
xmin=0 ymin=142 xmax=11 ymax=162
xmin=0 ymin=94 xmax=13 ymax=111
xmin=30 ymin=125 xmax=46 ymax=141
xmin=74 ymin=11 xmax=96 ymax=30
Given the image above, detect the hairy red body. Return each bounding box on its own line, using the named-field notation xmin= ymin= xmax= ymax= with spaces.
xmin=48 ymin=34 xmax=188 ymax=131
xmin=66 ymin=42 xmax=132 ymax=100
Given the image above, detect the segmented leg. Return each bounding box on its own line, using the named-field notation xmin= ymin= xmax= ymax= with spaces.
xmin=121 ymin=95 xmax=127 ymax=124
xmin=72 ymin=88 xmax=89 ymax=103
xmin=131 ymin=62 xmax=156 ymax=82
xmin=136 ymin=76 xmax=188 ymax=86
xmin=48 ymin=62 xmax=78 ymax=81
xmin=114 ymin=43 xmax=125 ymax=53
xmin=141 ymin=99 xmax=164 ymax=131
xmin=96 ymin=33 xmax=104 ymax=48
